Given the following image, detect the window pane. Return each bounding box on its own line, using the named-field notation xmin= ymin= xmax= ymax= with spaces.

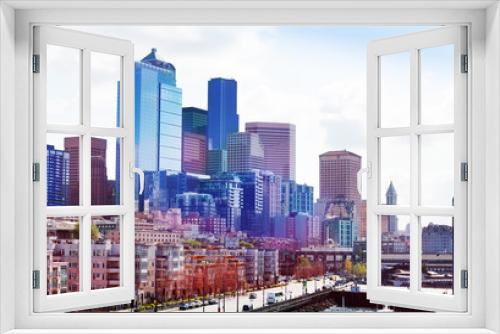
xmin=47 ymin=133 xmax=80 ymax=206
xmin=47 ymin=216 xmax=80 ymax=294
xmin=420 ymin=45 xmax=454 ymax=125
xmin=90 ymin=137 xmax=121 ymax=206
xmin=380 ymin=52 xmax=410 ymax=128
xmin=91 ymin=216 xmax=120 ymax=290
xmin=47 ymin=45 xmax=81 ymax=125
xmin=380 ymin=215 xmax=410 ymax=288
xmin=160 ymin=123 xmax=182 ymax=138
xmin=379 ymin=136 xmax=410 ymax=205
xmin=91 ymin=52 xmax=121 ymax=128
xmin=420 ymin=133 xmax=454 ymax=206
xmin=421 ymin=216 xmax=454 ymax=294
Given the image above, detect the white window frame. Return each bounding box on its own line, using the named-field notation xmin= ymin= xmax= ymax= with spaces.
xmin=0 ymin=1 xmax=499 ymax=333
xmin=366 ymin=26 xmax=468 ymax=312
xmin=32 ymin=25 xmax=136 ymax=312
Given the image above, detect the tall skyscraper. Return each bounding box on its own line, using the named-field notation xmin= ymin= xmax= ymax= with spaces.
xmin=245 ymin=122 xmax=296 ymax=181
xmin=182 ymin=107 xmax=208 ymax=175
xmin=227 ymin=132 xmax=264 ymax=173
xmin=90 ymin=137 xmax=110 ymax=205
xmin=182 ymin=107 xmax=208 ymax=135
xmin=382 ymin=182 xmax=398 ymax=233
xmin=46 ymin=145 xmax=70 ymax=206
xmin=135 ymin=48 xmax=182 ymax=172
xmin=64 ymin=137 xmax=80 ymax=205
xmin=262 ymin=171 xmax=282 ymax=237
xmin=296 ymin=184 xmax=314 ymax=215
xmin=207 ymin=149 xmax=228 ymax=176
xmin=65 ymin=137 xmax=111 ymax=205
xmin=319 ymin=150 xmax=361 ymax=202
xmin=237 ymin=170 xmax=264 ymax=235
xmin=182 ymin=133 xmax=207 ymax=175
xmin=207 ymin=78 xmax=239 ymax=150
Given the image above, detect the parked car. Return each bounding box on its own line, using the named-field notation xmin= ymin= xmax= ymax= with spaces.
xmin=192 ymin=300 xmax=202 ymax=307
xmin=208 ymin=298 xmax=218 ymax=305
xmin=249 ymin=292 xmax=257 ymax=300
xmin=242 ymin=304 xmax=254 ymax=312
xmin=179 ymin=303 xmax=189 ymax=311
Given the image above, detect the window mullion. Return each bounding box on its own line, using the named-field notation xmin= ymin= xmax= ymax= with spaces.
xmin=81 ymin=48 xmax=91 ymax=293
xmin=409 ymin=48 xmax=420 ymax=293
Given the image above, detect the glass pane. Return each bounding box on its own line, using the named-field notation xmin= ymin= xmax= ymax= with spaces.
xmin=47 ymin=45 xmax=81 ymax=125
xmin=47 ymin=216 xmax=80 ymax=294
xmin=421 ymin=216 xmax=454 ymax=294
xmin=380 ymin=52 xmax=410 ymax=128
xmin=380 ymin=215 xmax=410 ymax=288
xmin=420 ymin=45 xmax=454 ymax=125
xmin=47 ymin=133 xmax=80 ymax=206
xmin=421 ymin=133 xmax=454 ymax=206
xmin=91 ymin=216 xmax=120 ymax=290
xmin=91 ymin=52 xmax=121 ymax=128
xmin=90 ymin=137 xmax=121 ymax=206
xmin=379 ymin=136 xmax=410 ymax=205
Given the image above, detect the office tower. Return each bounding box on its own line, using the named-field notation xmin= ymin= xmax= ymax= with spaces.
xmin=237 ymin=170 xmax=264 ymax=235
xmin=227 ymin=132 xmax=264 ymax=173
xmin=175 ymin=193 xmax=216 ymax=219
xmin=245 ymin=122 xmax=296 ymax=181
xmin=182 ymin=107 xmax=208 ymax=175
xmin=296 ymin=183 xmax=314 ymax=215
xmin=182 ymin=107 xmax=208 ymax=135
xmin=90 ymin=137 xmax=110 ymax=205
xmin=135 ymin=48 xmax=182 ymax=172
xmin=320 ymin=198 xmax=355 ymax=247
xmin=46 ymin=145 xmax=70 ymax=206
xmin=206 ymin=149 xmax=227 ymax=176
xmin=64 ymin=137 xmax=80 ymax=205
xmin=286 ymin=212 xmax=311 ymax=247
xmin=323 ymin=218 xmax=354 ymax=248
xmin=422 ymin=223 xmax=453 ymax=254
xmin=319 ymin=150 xmax=361 ymax=202
xmin=182 ymin=133 xmax=207 ymax=175
xmin=382 ymin=182 xmax=398 ymax=233
xmin=207 ymin=78 xmax=238 ymax=150
xmin=282 ymin=181 xmax=314 ymax=216
xmin=262 ymin=171 xmax=282 ymax=237
xmin=358 ymin=200 xmax=367 ymax=239
xmin=200 ymin=173 xmax=243 ymax=232
xmin=138 ymin=171 xmax=202 ymax=213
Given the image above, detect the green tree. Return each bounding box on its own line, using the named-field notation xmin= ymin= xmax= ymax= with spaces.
xmin=352 ymin=262 xmax=367 ymax=278
xmin=344 ymin=258 xmax=353 ymax=276
xmin=239 ymin=240 xmax=254 ymax=249
xmin=73 ymin=223 xmax=101 ymax=241
xmin=187 ymin=239 xmax=202 ymax=248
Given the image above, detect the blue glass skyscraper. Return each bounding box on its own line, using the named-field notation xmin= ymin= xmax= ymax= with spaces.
xmin=135 ymin=48 xmax=182 ymax=172
xmin=46 ymin=145 xmax=70 ymax=206
xmin=207 ymin=78 xmax=239 ymax=150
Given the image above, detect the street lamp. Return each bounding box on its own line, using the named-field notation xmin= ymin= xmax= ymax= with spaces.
xmin=202 ymin=261 xmax=207 ymax=313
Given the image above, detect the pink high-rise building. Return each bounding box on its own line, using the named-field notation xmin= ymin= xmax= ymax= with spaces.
xmin=319 ymin=150 xmax=361 ymax=202
xmin=245 ymin=122 xmax=296 ymax=181
xmin=182 ymin=132 xmax=207 ymax=175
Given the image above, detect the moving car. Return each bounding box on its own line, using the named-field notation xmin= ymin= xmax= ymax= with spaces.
xmin=266 ymin=291 xmax=285 ymax=305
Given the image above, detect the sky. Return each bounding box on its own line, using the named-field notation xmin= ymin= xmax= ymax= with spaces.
xmin=49 ymin=25 xmax=454 ymax=219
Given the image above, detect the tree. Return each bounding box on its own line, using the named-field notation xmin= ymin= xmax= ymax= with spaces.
xmin=73 ymin=223 xmax=101 ymax=241
xmin=352 ymin=262 xmax=367 ymax=279
xmin=187 ymin=239 xmax=202 ymax=248
xmin=344 ymin=258 xmax=353 ymax=276
xmin=239 ymin=240 xmax=254 ymax=249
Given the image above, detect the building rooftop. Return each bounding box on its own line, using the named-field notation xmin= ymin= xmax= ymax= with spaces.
xmin=141 ymin=48 xmax=176 ymax=71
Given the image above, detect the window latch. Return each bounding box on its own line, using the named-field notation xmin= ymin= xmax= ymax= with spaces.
xmin=461 ymin=54 xmax=468 ymax=74
xmin=130 ymin=163 xmax=145 ymax=195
